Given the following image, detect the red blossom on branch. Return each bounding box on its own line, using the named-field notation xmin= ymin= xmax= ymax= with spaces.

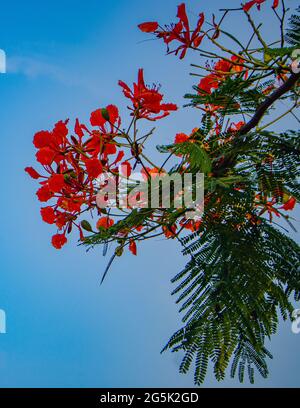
xmin=97 ymin=217 xmax=114 ymax=229
xmin=243 ymin=0 xmax=279 ymax=12
xmin=41 ymin=207 xmax=56 ymax=224
xmin=26 ymin=2 xmax=298 ymax=261
xmin=119 ymin=69 xmax=177 ymax=120
xmin=174 ymin=133 xmax=190 ymax=144
xmin=138 ymin=22 xmax=159 ymax=33
xmin=25 ymin=167 xmax=42 ymax=179
xmin=52 ymin=233 xmax=68 ymax=250
xmin=163 ymin=225 xmax=177 ymax=239
xmin=138 ymin=3 xmax=205 ymax=59
xmin=129 ymin=239 xmax=137 ymax=255
xmin=198 ymin=56 xmax=248 ymax=95
xmin=26 ymin=107 xmax=128 ymax=249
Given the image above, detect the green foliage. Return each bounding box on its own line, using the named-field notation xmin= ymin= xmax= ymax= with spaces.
xmin=157 ymin=141 xmax=212 ymax=173
xmin=285 ymin=7 xmax=300 ymax=47
xmin=163 ymin=216 xmax=300 ymax=385
xmin=186 ymin=77 xmax=265 ymax=116
xmin=161 ymin=127 xmax=300 ymax=385
xmin=264 ymin=46 xmax=297 ymax=59
xmin=224 ymin=129 xmax=300 ymax=200
xmin=83 ymin=208 xmax=153 ymax=248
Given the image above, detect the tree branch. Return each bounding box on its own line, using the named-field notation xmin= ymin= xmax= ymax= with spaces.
xmin=239 ymin=72 xmax=300 ymax=135
xmin=212 ymin=72 xmax=299 ymax=175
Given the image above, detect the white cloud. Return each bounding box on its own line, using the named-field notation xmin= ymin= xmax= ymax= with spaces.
xmin=9 ymin=56 xmax=64 ymax=79
xmin=7 ymin=55 xmax=94 ymax=92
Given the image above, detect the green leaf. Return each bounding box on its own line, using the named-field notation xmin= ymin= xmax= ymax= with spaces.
xmin=81 ymin=220 xmax=93 ymax=232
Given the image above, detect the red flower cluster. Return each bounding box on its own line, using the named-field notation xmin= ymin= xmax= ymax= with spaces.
xmin=25 ymin=105 xmax=126 ymax=249
xmin=119 ymin=69 xmax=177 ymax=120
xmin=174 ymin=133 xmax=190 ymax=144
xmin=161 ymin=218 xmax=202 ymax=239
xmin=26 ymin=3 xmax=297 ymax=262
xmin=195 ymin=57 xmax=248 ymax=137
xmin=26 ymin=69 xmax=178 ymax=250
xmin=97 ymin=217 xmax=114 ymax=230
xmin=198 ymin=56 xmax=247 ymax=95
xmin=173 ymin=128 xmax=200 ymax=156
xmin=138 ymin=3 xmax=205 ymax=59
xmin=243 ymin=0 xmax=279 ymax=12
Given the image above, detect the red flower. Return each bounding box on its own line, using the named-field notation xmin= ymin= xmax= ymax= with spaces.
xmin=36 ymin=185 xmax=53 ymax=202
xmin=243 ymin=0 xmax=278 ymax=12
xmin=103 ymin=143 xmax=117 ymax=157
xmin=41 ymin=207 xmax=56 ymax=224
xmin=106 ymin=105 xmax=120 ymax=125
xmin=25 ymin=167 xmax=42 ymax=179
xmin=129 ymin=239 xmax=137 ymax=255
xmin=29 ymin=115 xmax=129 ymax=248
xmin=214 ymin=59 xmax=233 ymax=75
xmin=52 ymin=233 xmax=67 ymax=249
xmin=48 ymin=174 xmax=65 ymax=193
xmin=90 ymin=104 xmax=120 ymax=129
xmin=257 ymin=198 xmax=280 ymax=220
xmin=166 ymin=3 xmax=205 ymax=58
xmin=198 ymin=56 xmax=246 ymax=95
xmin=163 ymin=225 xmax=177 ymax=238
xmin=174 ymin=133 xmax=189 ymax=144
xmin=243 ymin=0 xmax=265 ymax=11
xmin=36 ymin=147 xmax=56 ymax=165
xmin=33 ymin=120 xmax=69 ymax=168
xmin=119 ymin=69 xmax=177 ymax=120
xmin=139 ymin=3 xmax=205 ymax=59
xmin=33 ymin=131 xmax=52 ymax=148
xmin=90 ymin=109 xmax=107 ymax=127
xmin=53 ymin=120 xmax=69 ymax=145
xmin=85 ymin=158 xmax=103 ymax=179
xmin=180 ymin=219 xmax=202 ymax=232
xmin=55 ymin=212 xmax=70 ymax=229
xmin=96 ymin=217 xmax=114 ymax=229
xmin=75 ymin=118 xmax=84 ymax=138
xmin=280 ymin=197 xmax=296 ymax=211
xmin=228 ymin=121 xmax=245 ymax=132
xmin=138 ymin=22 xmax=159 ymax=33
xmin=57 ymin=197 xmax=84 ymax=213
xmin=198 ymin=74 xmax=219 ymax=94
xmin=141 ymin=167 xmax=164 ymax=180
xmin=231 ymin=56 xmax=247 ymax=75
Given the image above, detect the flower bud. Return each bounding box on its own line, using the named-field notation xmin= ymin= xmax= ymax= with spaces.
xmin=81 ymin=220 xmax=93 ymax=232
xmin=101 ymin=108 xmax=110 ymax=122
xmin=115 ymin=246 xmax=124 ymax=257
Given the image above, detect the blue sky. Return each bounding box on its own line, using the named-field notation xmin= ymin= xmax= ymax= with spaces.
xmin=0 ymin=0 xmax=299 ymax=387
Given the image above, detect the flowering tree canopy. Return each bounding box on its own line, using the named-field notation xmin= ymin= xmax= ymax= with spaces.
xmin=26 ymin=2 xmax=300 ymax=385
